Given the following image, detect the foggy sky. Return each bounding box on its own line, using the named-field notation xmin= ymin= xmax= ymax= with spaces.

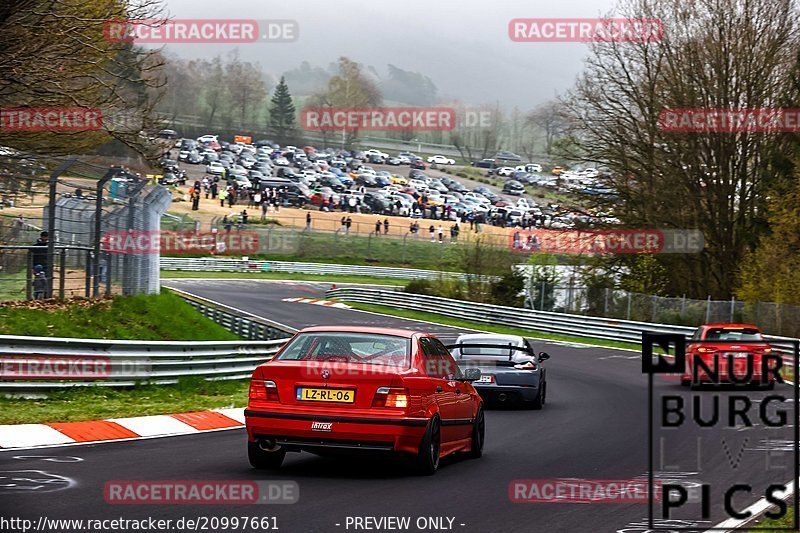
xmin=161 ymin=0 xmax=618 ymax=111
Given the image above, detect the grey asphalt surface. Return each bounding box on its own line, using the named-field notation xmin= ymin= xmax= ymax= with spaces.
xmin=0 ymin=279 xmax=794 ymax=533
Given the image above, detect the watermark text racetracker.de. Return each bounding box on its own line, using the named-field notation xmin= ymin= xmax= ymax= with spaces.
xmin=509 ymin=18 xmax=663 ymax=43
xmin=0 ymin=106 xmax=162 ymax=134
xmin=0 ymin=355 xmax=149 ymax=379
xmin=510 ymin=479 xmax=661 ymax=503
xmin=659 ymin=108 xmax=800 ymax=133
xmin=104 ymin=19 xmax=298 ymax=43
xmin=104 ymin=480 xmax=298 ymax=505
xmin=300 ymin=107 xmax=495 ymax=132
xmin=509 ymin=229 xmax=705 ymax=254
xmin=0 ymin=107 xmax=102 ymax=132
xmin=100 ymin=230 xmax=259 ymax=256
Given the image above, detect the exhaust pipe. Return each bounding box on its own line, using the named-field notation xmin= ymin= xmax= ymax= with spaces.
xmin=497 ymin=393 xmax=508 ymax=402
xmin=258 ymin=438 xmax=281 ymax=452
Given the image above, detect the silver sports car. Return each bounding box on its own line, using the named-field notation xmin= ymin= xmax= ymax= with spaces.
xmin=448 ymin=333 xmax=550 ymax=409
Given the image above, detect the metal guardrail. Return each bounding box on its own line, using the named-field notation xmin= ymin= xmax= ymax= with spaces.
xmin=0 ymin=291 xmax=294 ymax=391
xmin=172 ymin=288 xmax=297 ymax=340
xmin=325 ymin=287 xmax=800 ymax=354
xmin=160 ymin=257 xmax=476 ymax=281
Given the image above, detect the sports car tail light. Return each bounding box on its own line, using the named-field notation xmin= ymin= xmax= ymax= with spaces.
xmin=372 ymin=387 xmax=409 ymax=408
xmin=249 ymin=379 xmax=279 ymax=402
xmin=696 ymin=347 xmax=717 ymax=354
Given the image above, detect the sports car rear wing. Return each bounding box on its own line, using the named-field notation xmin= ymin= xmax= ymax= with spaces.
xmin=444 ymin=343 xmax=550 ymax=363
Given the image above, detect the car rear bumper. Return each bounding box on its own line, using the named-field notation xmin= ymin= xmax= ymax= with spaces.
xmin=245 ymin=409 xmax=429 ymax=455
xmin=474 ymin=384 xmax=540 ymax=403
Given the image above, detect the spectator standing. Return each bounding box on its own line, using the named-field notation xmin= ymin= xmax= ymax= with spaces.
xmin=429 ymin=224 xmax=435 ymax=242
xmin=11 ymin=215 xmax=24 ymax=241
xmin=32 ymin=264 xmax=47 ymax=300
xmin=31 ymin=231 xmax=49 ymax=272
xmin=305 ymin=212 xmax=312 ymax=231
xmin=345 ymin=216 xmax=352 ymax=235
xmin=437 ymin=225 xmax=444 ymax=243
xmin=383 ymin=218 xmax=390 ymax=235
xmin=375 ymin=220 xmax=382 ymax=235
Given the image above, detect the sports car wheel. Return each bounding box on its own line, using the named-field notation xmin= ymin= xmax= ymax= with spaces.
xmin=416 ymin=416 xmax=441 ymax=475
xmin=467 ymin=407 xmax=485 ymax=459
xmin=531 ymin=382 xmax=546 ymax=410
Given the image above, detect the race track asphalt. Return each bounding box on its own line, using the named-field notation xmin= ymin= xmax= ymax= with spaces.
xmin=0 ymin=279 xmax=794 ymax=533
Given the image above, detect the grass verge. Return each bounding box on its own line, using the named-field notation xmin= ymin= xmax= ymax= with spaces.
xmin=0 ymin=377 xmax=249 ymax=424
xmin=160 ymin=270 xmax=408 ymax=286
xmin=341 ymin=301 xmax=640 ymax=351
xmin=750 ymin=507 xmax=794 ymax=530
xmin=0 ymin=291 xmax=239 ymax=340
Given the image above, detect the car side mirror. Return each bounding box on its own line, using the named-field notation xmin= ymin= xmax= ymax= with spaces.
xmin=538 ymin=352 xmax=550 ymax=362
xmin=463 ymin=368 xmax=482 ymax=382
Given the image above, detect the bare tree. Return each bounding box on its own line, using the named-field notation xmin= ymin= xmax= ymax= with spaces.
xmin=526 ymin=101 xmax=568 ymax=155
xmin=561 ymin=0 xmax=800 ymax=298
xmin=0 ymin=0 xmax=167 ymax=158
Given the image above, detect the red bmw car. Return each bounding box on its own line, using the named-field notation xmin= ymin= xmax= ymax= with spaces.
xmin=245 ymin=326 xmax=484 ymax=474
xmin=681 ymin=323 xmax=779 ymax=387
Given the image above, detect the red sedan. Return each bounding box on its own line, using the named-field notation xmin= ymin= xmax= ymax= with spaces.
xmin=681 ymin=323 xmax=780 ymax=388
xmin=245 ymin=326 xmax=484 ymax=474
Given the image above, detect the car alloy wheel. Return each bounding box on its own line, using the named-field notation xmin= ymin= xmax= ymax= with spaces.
xmin=468 ymin=407 xmax=485 ymax=459
xmin=416 ymin=416 xmax=441 ymax=475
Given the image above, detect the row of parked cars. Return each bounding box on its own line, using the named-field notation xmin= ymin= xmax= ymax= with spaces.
xmin=161 ymin=135 xmax=586 ymax=227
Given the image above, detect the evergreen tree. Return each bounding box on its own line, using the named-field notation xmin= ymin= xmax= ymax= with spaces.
xmin=268 ymin=76 xmax=297 ymax=144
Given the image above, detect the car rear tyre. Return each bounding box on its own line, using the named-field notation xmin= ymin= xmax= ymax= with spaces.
xmin=248 ymin=440 xmax=286 ymax=470
xmin=467 ymin=407 xmax=485 ymax=459
xmin=416 ymin=416 xmax=441 ymax=475
xmin=531 ymin=382 xmax=546 ymax=410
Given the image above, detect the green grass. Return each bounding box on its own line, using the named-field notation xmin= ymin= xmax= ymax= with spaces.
xmin=0 ymin=377 xmax=249 ymax=424
xmin=750 ymin=507 xmax=794 ymax=530
xmin=0 ymin=269 xmax=28 ymax=301
xmin=248 ymin=231 xmax=477 ymax=271
xmin=161 ymin=270 xmax=408 ymax=286
xmin=0 ymin=292 xmax=239 ymax=340
xmin=340 ymin=301 xmax=640 ymax=351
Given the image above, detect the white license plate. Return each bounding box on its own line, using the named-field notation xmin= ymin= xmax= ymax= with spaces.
xmin=476 ymin=375 xmax=494 ymax=383
xmin=724 ymin=352 xmax=750 ymax=359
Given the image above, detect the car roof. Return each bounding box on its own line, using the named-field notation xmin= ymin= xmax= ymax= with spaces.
xmin=702 ymin=323 xmax=760 ymax=330
xmin=298 ymin=325 xmax=423 ymax=338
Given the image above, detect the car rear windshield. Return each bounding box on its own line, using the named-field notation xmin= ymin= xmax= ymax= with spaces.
xmin=276 ymin=332 xmax=411 ymax=368
xmin=704 ymin=328 xmax=764 ymax=341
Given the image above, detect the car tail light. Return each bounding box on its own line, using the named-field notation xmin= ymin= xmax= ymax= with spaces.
xmin=249 ymin=379 xmax=279 ymax=402
xmin=372 ymin=387 xmax=409 ymax=408
xmin=697 ymin=347 xmax=717 ymax=354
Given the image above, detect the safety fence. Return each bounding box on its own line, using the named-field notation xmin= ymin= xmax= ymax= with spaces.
xmin=325 ymin=287 xmax=799 ymax=355
xmin=160 ymin=256 xmax=474 ymax=281
xmin=0 ymin=290 xmax=294 ymax=391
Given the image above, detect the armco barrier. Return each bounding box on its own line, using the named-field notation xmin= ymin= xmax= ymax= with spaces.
xmin=160 ymin=257 xmax=481 ymax=281
xmin=325 ymin=287 xmax=799 ymax=354
xmin=0 ymin=291 xmax=294 ymax=391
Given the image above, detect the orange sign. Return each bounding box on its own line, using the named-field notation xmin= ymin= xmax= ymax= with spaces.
xmin=234 ymin=135 xmax=252 ymax=144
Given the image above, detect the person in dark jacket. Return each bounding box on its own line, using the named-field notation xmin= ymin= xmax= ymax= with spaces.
xmin=31 ymin=231 xmax=49 ymax=271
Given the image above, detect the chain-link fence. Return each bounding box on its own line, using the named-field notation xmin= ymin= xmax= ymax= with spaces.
xmin=524 ymin=282 xmax=800 ymax=338
xmin=0 ymin=153 xmax=170 ymax=300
